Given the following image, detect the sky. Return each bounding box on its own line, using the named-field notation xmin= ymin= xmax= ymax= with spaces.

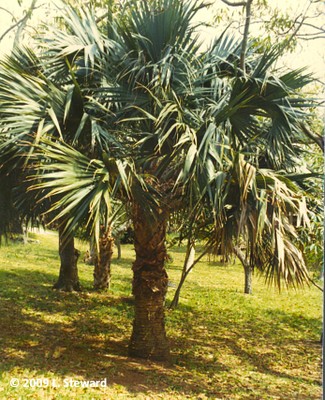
xmin=0 ymin=0 xmax=324 ymax=82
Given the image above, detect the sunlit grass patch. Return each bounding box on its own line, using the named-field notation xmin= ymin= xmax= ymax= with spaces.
xmin=0 ymin=231 xmax=322 ymax=399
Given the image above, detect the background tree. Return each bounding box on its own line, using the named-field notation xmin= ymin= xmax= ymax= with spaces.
xmin=0 ymin=0 xmax=39 ymax=48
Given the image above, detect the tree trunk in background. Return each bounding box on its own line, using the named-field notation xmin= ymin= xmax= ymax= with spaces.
xmin=93 ymin=226 xmax=114 ymax=291
xmin=53 ymin=225 xmax=81 ymax=292
xmin=89 ymin=238 xmax=96 ymax=264
xmin=234 ymin=246 xmax=253 ymax=294
xmin=244 ymin=264 xmax=253 ymax=295
xmin=239 ymin=0 xmax=253 ymax=73
xmin=169 ymin=240 xmax=195 ymax=309
xmin=115 ymin=237 xmax=121 ymax=260
xmin=128 ymin=204 xmax=170 ymax=361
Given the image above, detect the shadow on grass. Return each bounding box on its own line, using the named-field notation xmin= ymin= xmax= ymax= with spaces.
xmin=0 ymin=269 xmax=224 ymax=397
xmin=0 ymin=267 xmax=322 ymax=398
xmin=167 ymin=300 xmax=322 ymax=389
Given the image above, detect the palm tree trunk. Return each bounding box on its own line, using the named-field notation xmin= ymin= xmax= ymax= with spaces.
xmin=89 ymin=238 xmax=96 ymax=264
xmin=169 ymin=240 xmax=195 ymax=309
xmin=128 ymin=203 xmax=170 ymax=361
xmin=234 ymin=246 xmax=253 ymax=294
xmin=244 ymin=264 xmax=253 ymax=294
xmin=53 ymin=224 xmax=81 ymax=292
xmin=115 ymin=237 xmax=121 ymax=260
xmin=169 ymin=242 xmax=212 ymax=309
xmin=93 ymin=227 xmax=114 ymax=291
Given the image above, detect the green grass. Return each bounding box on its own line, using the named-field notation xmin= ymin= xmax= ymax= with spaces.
xmin=0 ymin=231 xmax=322 ymax=399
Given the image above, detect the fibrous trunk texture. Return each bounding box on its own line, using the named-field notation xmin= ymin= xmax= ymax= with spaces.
xmin=93 ymin=227 xmax=114 ymax=291
xmin=53 ymin=225 xmax=81 ymax=292
xmin=128 ymin=204 xmax=170 ymax=361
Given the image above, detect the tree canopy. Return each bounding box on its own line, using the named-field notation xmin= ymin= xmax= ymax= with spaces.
xmin=0 ymin=0 xmax=323 ymax=359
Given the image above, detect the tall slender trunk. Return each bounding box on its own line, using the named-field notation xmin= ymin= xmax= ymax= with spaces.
xmin=93 ymin=226 xmax=114 ymax=291
xmin=240 ymin=0 xmax=253 ymax=73
xmin=169 ymin=242 xmax=212 ymax=309
xmin=234 ymin=246 xmax=253 ymax=294
xmin=244 ymin=263 xmax=253 ymax=294
xmin=169 ymin=239 xmax=195 ymax=309
xmin=53 ymin=224 xmax=81 ymax=292
xmin=115 ymin=237 xmax=121 ymax=260
xmin=128 ymin=204 xmax=170 ymax=361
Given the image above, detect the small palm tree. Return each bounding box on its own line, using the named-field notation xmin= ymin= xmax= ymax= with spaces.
xmin=0 ymin=40 xmax=103 ymax=290
xmin=0 ymin=5 xmax=133 ymax=291
xmin=220 ymin=157 xmax=311 ymax=294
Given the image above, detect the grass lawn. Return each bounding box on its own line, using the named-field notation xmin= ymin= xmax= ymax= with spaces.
xmin=0 ymin=231 xmax=322 ymax=399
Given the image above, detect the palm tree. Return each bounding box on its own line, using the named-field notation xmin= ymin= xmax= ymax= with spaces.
xmin=171 ymin=36 xmax=319 ymax=299
xmin=92 ymin=203 xmax=127 ymax=291
xmin=0 ymin=36 xmax=103 ymax=290
xmin=0 ymin=0 xmax=318 ymax=360
xmin=13 ymin=0 xmax=208 ymax=359
xmin=0 ymin=161 xmax=21 ymax=238
xmin=0 ymin=48 xmax=79 ymax=290
xmin=0 ymin=4 xmax=130 ymax=291
xmin=217 ymin=157 xmax=312 ymax=294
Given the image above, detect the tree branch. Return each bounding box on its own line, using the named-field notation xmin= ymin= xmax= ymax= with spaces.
xmin=0 ymin=1 xmax=39 ymax=45
xmin=298 ymin=35 xmax=325 ymax=40
xmin=96 ymin=12 xmax=109 ymax=24
xmin=221 ymin=0 xmax=247 ymax=6
xmin=13 ymin=0 xmax=38 ymax=48
xmin=0 ymin=20 xmax=22 ymax=43
xmin=234 ymin=246 xmax=249 ymax=269
xmin=240 ymin=0 xmax=253 ymax=72
xmin=307 ymin=275 xmax=324 ymax=292
xmin=300 ymin=123 xmax=324 ymax=151
xmin=0 ymin=7 xmax=16 ymax=21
